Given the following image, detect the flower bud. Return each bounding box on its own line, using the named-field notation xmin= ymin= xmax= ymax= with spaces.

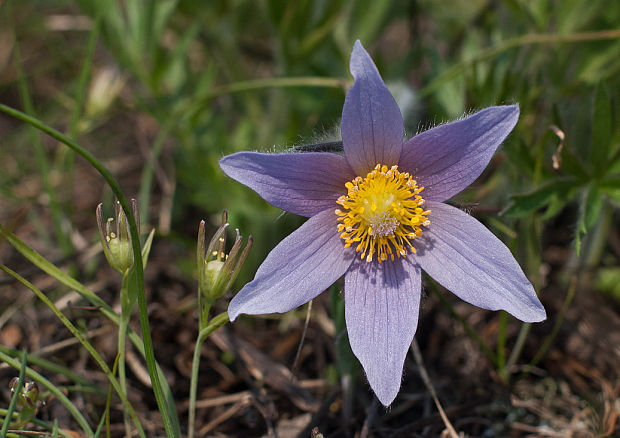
xmin=197 ymin=211 xmax=252 ymax=302
xmin=96 ymin=199 xmax=139 ymax=275
xmin=9 ymin=377 xmax=39 ymax=409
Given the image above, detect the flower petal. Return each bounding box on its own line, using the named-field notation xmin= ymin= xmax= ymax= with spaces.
xmin=341 ymin=40 xmax=404 ymax=175
xmin=415 ymin=201 xmax=546 ymax=322
xmin=344 ymin=257 xmax=421 ymax=406
xmin=400 ymin=105 xmax=519 ymax=202
xmin=220 ymin=151 xmax=354 ymax=217
xmin=228 ymin=209 xmax=355 ymax=320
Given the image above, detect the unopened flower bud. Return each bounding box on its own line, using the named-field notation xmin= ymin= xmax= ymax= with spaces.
xmin=9 ymin=377 xmax=39 ymax=409
xmin=197 ymin=211 xmax=252 ymax=302
xmin=96 ymin=200 xmax=139 ymax=275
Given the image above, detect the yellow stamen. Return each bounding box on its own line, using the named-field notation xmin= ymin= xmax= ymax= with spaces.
xmin=335 ymin=164 xmax=430 ymax=263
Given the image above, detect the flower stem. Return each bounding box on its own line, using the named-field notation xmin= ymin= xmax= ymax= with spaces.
xmin=199 ymin=298 xmax=214 ymax=331
xmin=505 ymin=322 xmax=531 ymax=375
xmin=188 ymin=311 xmax=229 ymax=438
xmin=118 ymin=273 xmax=132 ymax=438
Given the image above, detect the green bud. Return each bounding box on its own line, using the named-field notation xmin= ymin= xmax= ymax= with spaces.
xmin=202 ymin=260 xmax=225 ymax=290
xmin=197 ymin=211 xmax=252 ymax=302
xmin=311 ymin=427 xmax=324 ymax=438
xmin=96 ymin=199 xmax=139 ymax=275
xmin=21 ymin=382 xmax=39 ymax=409
xmin=9 ymin=377 xmax=39 ymax=409
xmin=106 ymin=236 xmax=134 ymax=273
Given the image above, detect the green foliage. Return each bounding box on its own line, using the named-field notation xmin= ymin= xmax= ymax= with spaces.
xmin=590 ymin=83 xmax=614 ymax=173
xmin=502 ymin=179 xmax=577 ymax=219
xmin=504 ymin=79 xmax=619 ymax=254
xmin=597 ymin=267 xmax=620 ymax=300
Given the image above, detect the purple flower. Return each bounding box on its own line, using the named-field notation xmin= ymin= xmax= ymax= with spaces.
xmin=219 ymin=41 xmax=546 ymax=406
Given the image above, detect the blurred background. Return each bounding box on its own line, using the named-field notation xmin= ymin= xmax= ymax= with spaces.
xmin=0 ymin=0 xmax=619 ymax=436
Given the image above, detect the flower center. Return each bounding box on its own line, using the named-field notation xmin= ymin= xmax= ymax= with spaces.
xmin=335 ymin=164 xmax=430 ymax=263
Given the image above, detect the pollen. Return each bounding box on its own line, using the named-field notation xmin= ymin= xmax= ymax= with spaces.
xmin=335 ymin=164 xmax=430 ymax=263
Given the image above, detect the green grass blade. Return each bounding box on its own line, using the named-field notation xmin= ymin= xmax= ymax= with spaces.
xmin=0 ymin=265 xmax=146 ymax=438
xmin=590 ymin=83 xmax=613 ymax=173
xmin=137 ymin=120 xmax=173 ymax=224
xmin=419 ymin=29 xmax=620 ymax=98
xmin=0 ymin=227 xmax=179 ymax=436
xmin=0 ymin=104 xmax=179 ymax=437
xmin=62 ymin=13 xmax=102 ymax=211
xmin=0 ymin=350 xmax=93 ymax=436
xmin=69 ymin=12 xmax=100 ymax=137
xmin=0 ymin=345 xmax=102 ymax=394
xmin=10 ymin=24 xmax=73 ymax=259
xmin=1 ymin=350 xmax=26 ymax=438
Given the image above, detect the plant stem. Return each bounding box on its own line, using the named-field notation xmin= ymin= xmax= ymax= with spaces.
xmin=188 ymin=311 xmax=230 ymax=438
xmin=505 ymin=322 xmax=531 ymax=374
xmin=199 ymin=300 xmax=213 ymax=330
xmin=118 ymin=273 xmax=132 ymax=438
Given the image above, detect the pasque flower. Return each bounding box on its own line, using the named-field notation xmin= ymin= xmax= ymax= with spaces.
xmin=219 ymin=41 xmax=546 ymax=406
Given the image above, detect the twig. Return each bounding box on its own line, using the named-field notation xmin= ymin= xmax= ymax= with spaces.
xmin=360 ymin=398 xmax=379 ymax=438
xmin=410 ymin=339 xmax=460 ymax=438
xmin=192 ymin=391 xmax=252 ymax=410
xmin=198 ymin=399 xmax=251 ymax=435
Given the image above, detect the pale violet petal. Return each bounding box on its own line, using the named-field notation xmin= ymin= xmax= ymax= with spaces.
xmin=415 ymin=201 xmax=546 ymax=322
xmin=344 ymin=257 xmax=422 ymax=406
xmin=400 ymin=106 xmax=519 ymax=202
xmin=228 ymin=209 xmax=355 ymax=320
xmin=220 ymin=151 xmax=353 ymax=217
xmin=341 ymin=40 xmax=404 ymax=175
